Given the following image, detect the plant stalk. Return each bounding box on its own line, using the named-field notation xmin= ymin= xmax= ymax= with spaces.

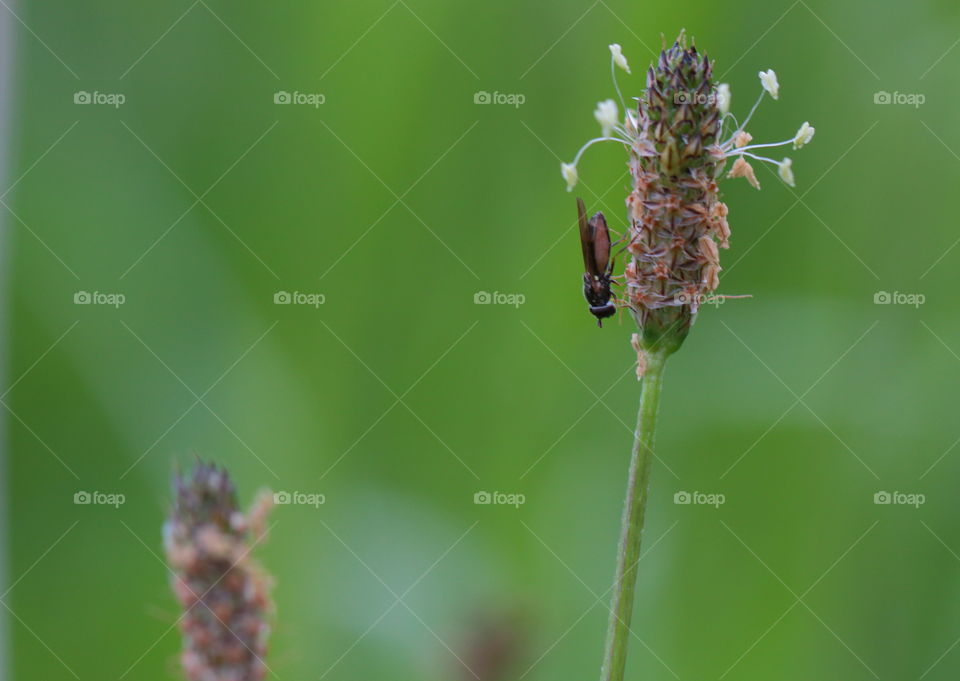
xmin=599 ymin=348 xmax=668 ymax=681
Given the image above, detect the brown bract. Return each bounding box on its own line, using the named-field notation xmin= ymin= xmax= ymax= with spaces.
xmin=728 ymin=156 xmax=760 ymax=190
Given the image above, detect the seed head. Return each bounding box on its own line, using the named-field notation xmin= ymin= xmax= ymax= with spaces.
xmin=164 ymin=461 xmax=274 ymax=681
xmin=623 ymin=32 xmax=726 ymax=350
xmin=561 ymin=33 xmax=815 ymax=360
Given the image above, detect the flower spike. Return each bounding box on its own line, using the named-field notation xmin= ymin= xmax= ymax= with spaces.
xmin=164 ymin=462 xmax=274 ymax=681
xmin=561 ymin=34 xmax=815 ymax=347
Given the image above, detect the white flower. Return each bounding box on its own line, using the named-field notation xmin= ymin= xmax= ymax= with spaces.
xmin=609 ymin=44 xmax=630 ymax=74
xmin=759 ymin=69 xmax=779 ymax=100
xmin=716 ymin=83 xmax=731 ymax=115
xmin=778 ymin=157 xmax=795 ymax=187
xmin=594 ymin=99 xmax=619 ymax=137
xmin=561 ymin=162 xmax=578 ymax=191
xmin=793 ymin=121 xmax=815 ymax=149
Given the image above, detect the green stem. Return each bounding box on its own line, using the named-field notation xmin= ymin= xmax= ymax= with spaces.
xmin=600 ymin=348 xmax=668 ymax=681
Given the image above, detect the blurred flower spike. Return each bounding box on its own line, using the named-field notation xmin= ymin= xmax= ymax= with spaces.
xmin=164 ymin=461 xmax=275 ymax=681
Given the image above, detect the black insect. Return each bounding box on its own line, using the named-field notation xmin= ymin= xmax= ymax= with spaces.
xmin=577 ymin=197 xmax=617 ymax=327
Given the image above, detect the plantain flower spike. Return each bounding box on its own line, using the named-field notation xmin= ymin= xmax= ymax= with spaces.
xmin=562 ymin=31 xmax=814 ymax=357
xmin=164 ymin=461 xmax=274 ymax=681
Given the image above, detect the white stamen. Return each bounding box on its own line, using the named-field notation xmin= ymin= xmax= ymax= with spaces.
xmin=716 ymin=83 xmax=731 ymax=115
xmin=594 ymin=99 xmax=619 ymax=137
xmin=759 ymin=69 xmax=779 ymax=100
xmin=609 ymin=44 xmax=630 ymax=73
xmin=728 ymin=138 xmax=796 ymax=154
xmin=793 ymin=121 xmax=815 ymax=149
xmin=561 ymin=162 xmax=578 ymax=191
xmin=734 ymin=150 xmax=782 ymax=166
xmin=778 ymin=157 xmax=795 ymax=186
xmin=571 ymin=136 xmax=631 ymax=167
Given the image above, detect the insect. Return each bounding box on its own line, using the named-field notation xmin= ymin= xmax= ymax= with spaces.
xmin=577 ymin=197 xmax=617 ymax=326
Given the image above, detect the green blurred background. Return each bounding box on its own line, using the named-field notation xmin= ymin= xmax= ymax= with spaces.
xmin=4 ymin=0 xmax=960 ymax=679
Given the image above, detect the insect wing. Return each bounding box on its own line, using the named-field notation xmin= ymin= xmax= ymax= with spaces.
xmin=576 ymin=197 xmax=600 ymax=277
xmin=589 ymin=211 xmax=611 ymax=275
